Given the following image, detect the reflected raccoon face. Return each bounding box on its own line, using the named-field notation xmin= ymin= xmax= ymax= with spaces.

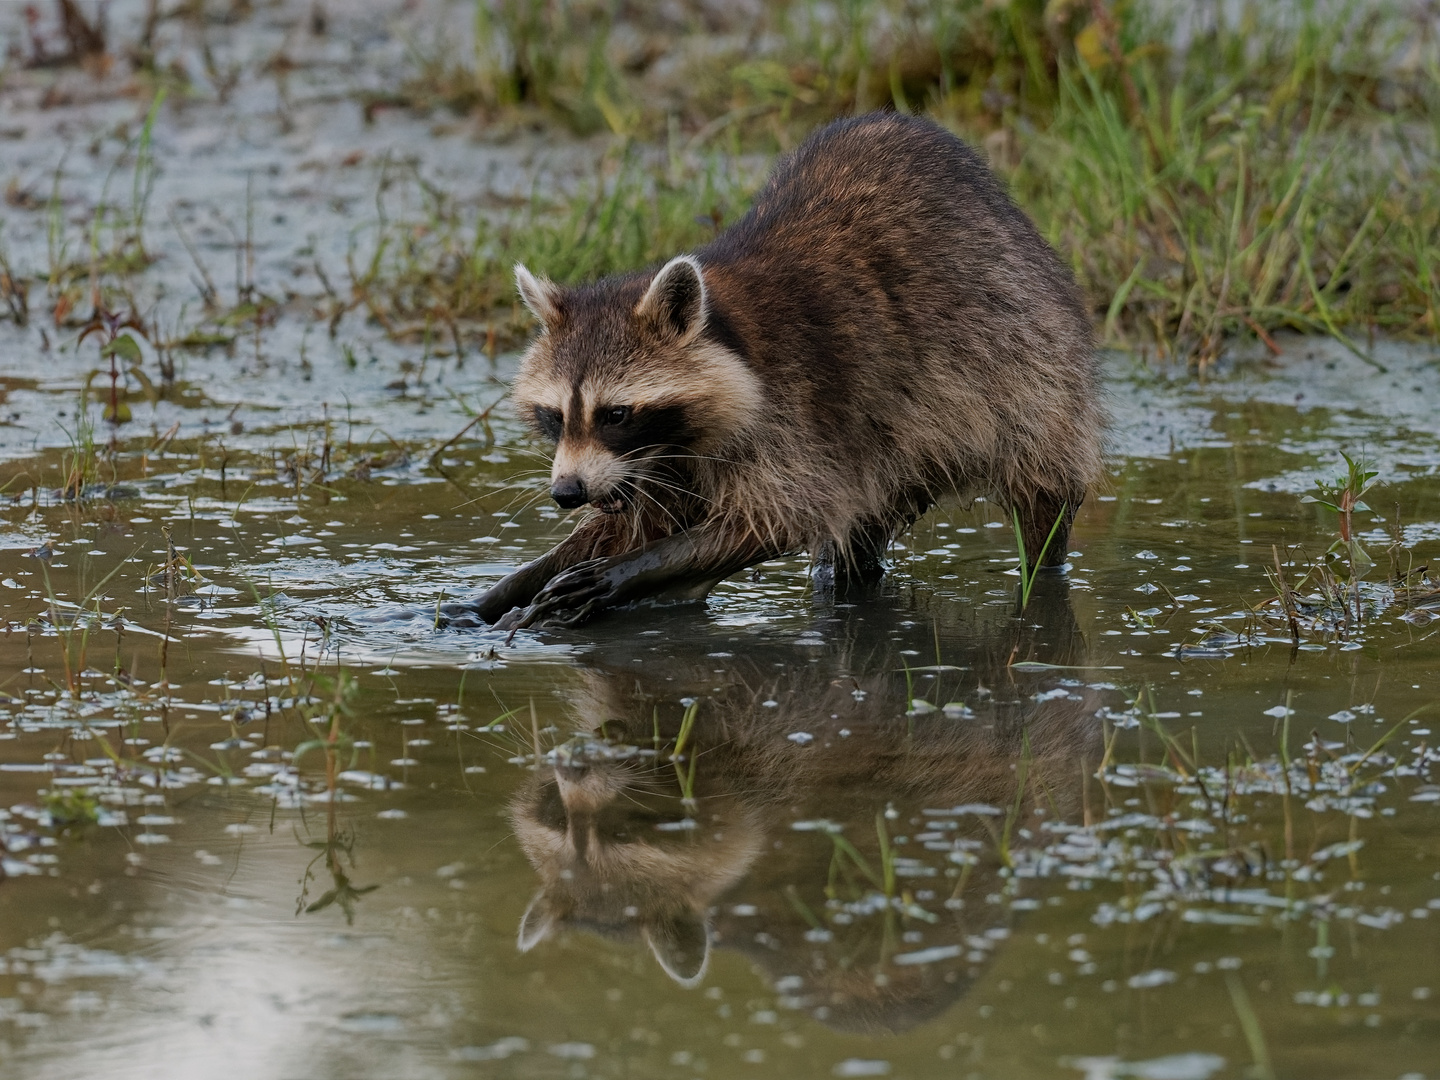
xmin=507 ymin=752 xmax=765 ymax=987
xmin=510 ymin=256 xmax=762 ymax=515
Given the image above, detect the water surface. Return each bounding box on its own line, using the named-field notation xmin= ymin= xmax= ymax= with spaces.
xmin=4 ymin=337 xmax=1440 ymax=1080
xmin=2 ymin=4 xmax=1440 ymax=1076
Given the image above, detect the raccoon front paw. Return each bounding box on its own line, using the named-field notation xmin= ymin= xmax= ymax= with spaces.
xmin=433 ymin=601 xmax=488 ymax=629
xmin=504 ymin=557 xmax=625 ymax=631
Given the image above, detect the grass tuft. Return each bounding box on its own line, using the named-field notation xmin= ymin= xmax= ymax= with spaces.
xmin=361 ymin=0 xmax=1440 ymax=361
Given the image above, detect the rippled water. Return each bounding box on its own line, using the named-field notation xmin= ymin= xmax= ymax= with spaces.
xmin=3 ymin=334 xmax=1440 ymax=1080
xmin=3 ymin=4 xmax=1440 ymax=1077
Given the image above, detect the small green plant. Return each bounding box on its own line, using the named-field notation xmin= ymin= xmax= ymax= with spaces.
xmin=874 ymin=811 xmax=896 ymax=900
xmin=39 ymin=548 xmax=134 ymax=697
xmin=0 ymin=230 xmax=29 ymax=325
xmin=42 ymin=787 xmax=102 ymax=831
xmin=668 ymin=699 xmax=701 ymax=808
xmin=289 ymin=669 xmax=379 ymax=924
xmin=80 ymin=305 xmax=152 ymax=426
xmin=57 ymin=393 xmax=100 ymax=501
xmin=1011 ymin=503 xmax=1067 ymax=610
xmin=297 ymin=825 xmax=379 ymax=925
xmin=128 ymin=89 xmax=166 ymax=264
xmin=1302 ymin=450 xmax=1380 ymax=567
xmin=993 ymin=731 xmax=1035 ymax=870
xmin=1226 ymin=972 xmax=1277 ymax=1080
xmin=824 ymin=824 xmax=884 ymax=900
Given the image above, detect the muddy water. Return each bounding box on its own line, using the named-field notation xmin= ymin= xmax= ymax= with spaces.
xmin=3 ymin=5 xmax=1440 ymax=1078
xmin=3 ymin=333 xmax=1440 ymax=1080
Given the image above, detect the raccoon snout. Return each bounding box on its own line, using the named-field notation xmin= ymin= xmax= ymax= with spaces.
xmin=551 ymin=475 xmax=588 ymax=509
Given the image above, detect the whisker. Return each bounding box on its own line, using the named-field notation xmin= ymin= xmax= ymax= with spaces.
xmin=497 ymin=483 xmax=559 ymax=517
xmin=628 ymin=483 xmax=688 ymax=535
xmin=506 ymin=445 xmax=556 ymax=461
xmin=488 ymin=474 xmax=549 ymax=498
xmin=634 ymin=474 xmax=713 ymax=507
xmin=617 ymin=446 xmax=736 ymax=466
xmin=452 ymin=476 xmax=548 ymax=511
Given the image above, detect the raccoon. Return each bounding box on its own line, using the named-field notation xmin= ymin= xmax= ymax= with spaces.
xmin=509 ymin=586 xmax=1106 ymax=1029
xmin=468 ymin=112 xmax=1103 ymax=629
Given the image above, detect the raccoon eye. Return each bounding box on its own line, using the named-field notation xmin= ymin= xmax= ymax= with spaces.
xmin=600 ymin=405 xmax=631 ymax=426
xmin=533 ymin=406 xmax=563 ymax=442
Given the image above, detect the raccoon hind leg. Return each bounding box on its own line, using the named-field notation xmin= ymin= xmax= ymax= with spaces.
xmin=813 ymin=503 xmax=930 ymax=592
xmin=1013 ymin=488 xmax=1080 ymax=569
xmin=837 ymin=519 xmax=894 ymax=585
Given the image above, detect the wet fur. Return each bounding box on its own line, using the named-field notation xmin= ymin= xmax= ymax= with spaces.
xmin=472 ymin=113 xmax=1103 ymax=627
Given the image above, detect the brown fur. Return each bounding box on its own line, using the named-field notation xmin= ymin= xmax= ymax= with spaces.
xmin=474 ymin=113 xmax=1103 ymax=627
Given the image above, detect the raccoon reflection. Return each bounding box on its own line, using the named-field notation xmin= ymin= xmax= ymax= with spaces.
xmin=509 ymin=588 xmax=1106 ymax=1032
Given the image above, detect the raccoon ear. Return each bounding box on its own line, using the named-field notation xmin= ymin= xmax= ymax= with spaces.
xmin=515 ymin=263 xmax=563 ymax=328
xmin=643 ymin=908 xmax=711 ymax=988
xmin=516 ymin=890 xmax=561 ymax=952
xmin=636 ymin=255 xmax=707 ymax=345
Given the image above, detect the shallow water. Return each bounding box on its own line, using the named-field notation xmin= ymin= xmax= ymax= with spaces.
xmin=4 ymin=5 xmax=1440 ymax=1079
xmin=4 ymin=332 xmax=1440 ymax=1080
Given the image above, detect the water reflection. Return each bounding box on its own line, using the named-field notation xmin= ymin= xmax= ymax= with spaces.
xmin=511 ymin=581 xmax=1109 ymax=1032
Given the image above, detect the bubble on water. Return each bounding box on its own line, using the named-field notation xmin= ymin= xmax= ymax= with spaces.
xmin=547 ymin=1042 xmax=595 ymax=1059
xmin=892 ymin=944 xmax=962 ymax=965
xmin=337 ymin=1011 xmax=405 ymax=1033
xmin=833 ymin=1060 xmax=891 ymax=1077
xmin=450 ymin=1037 xmax=529 ymax=1062
xmin=1126 ymin=969 xmax=1177 ymax=989
xmin=1067 ymin=1053 xmax=1226 ymax=1080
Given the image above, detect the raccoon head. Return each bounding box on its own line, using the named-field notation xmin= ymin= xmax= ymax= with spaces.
xmin=510 ymin=256 xmax=762 ymax=515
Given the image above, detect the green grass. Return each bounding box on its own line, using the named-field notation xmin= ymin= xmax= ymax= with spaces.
xmin=8 ymin=2 xmax=1436 ymax=361
xmin=345 ymin=147 xmax=756 ymax=347
xmin=363 ymin=0 xmax=1439 ymax=360
xmin=387 ymin=0 xmax=1079 ymax=134
xmin=1010 ymin=52 xmax=1440 ymax=360
xmin=1011 ymin=503 xmax=1066 ymax=610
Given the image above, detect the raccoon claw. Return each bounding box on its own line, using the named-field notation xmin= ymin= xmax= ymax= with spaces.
xmin=505 ymin=558 xmax=623 ymax=630
xmin=433 ymin=601 xmax=487 ymax=629
xmin=490 ymin=606 xmax=526 ymax=633
xmin=539 ymin=597 xmax=609 ymax=628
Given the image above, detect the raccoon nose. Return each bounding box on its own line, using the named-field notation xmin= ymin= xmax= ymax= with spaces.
xmin=551 ymin=475 xmax=588 ymax=509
